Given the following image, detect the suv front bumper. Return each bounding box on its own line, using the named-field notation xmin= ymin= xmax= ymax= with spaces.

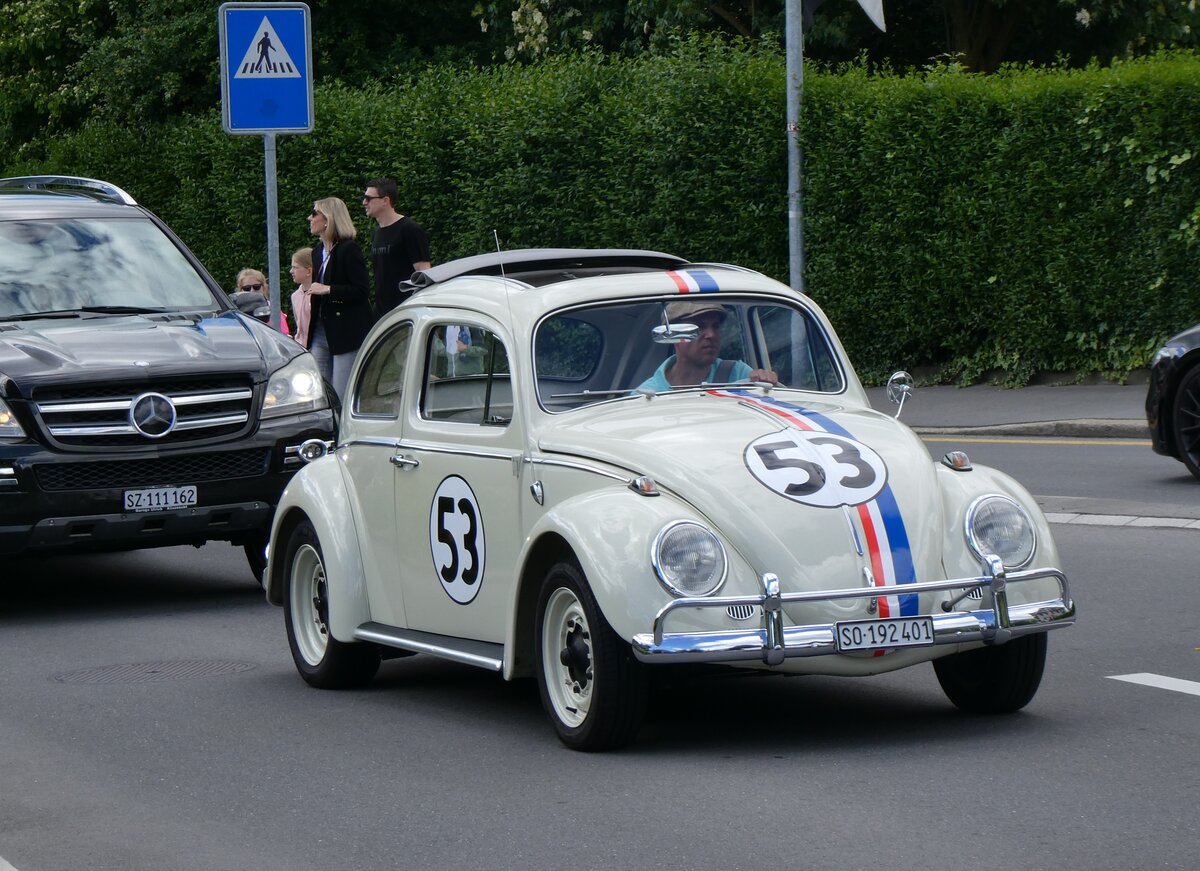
xmin=0 ymin=409 xmax=334 ymax=555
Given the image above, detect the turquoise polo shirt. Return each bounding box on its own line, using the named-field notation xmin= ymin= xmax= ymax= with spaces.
xmin=637 ymin=356 xmax=752 ymax=392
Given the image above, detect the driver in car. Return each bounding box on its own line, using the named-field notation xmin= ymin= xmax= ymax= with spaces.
xmin=637 ymin=300 xmax=779 ymax=390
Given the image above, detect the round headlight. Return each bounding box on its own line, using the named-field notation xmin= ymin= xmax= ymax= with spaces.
xmin=965 ymin=494 xmax=1036 ymax=569
xmin=652 ymin=521 xmax=727 ymax=597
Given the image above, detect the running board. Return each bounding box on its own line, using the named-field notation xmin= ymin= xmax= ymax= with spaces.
xmin=354 ymin=622 xmax=504 ymax=672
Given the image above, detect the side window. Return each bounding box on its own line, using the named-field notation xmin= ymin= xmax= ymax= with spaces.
xmin=422 ymin=326 xmax=512 ymax=426
xmin=352 ymin=323 xmax=412 ymax=417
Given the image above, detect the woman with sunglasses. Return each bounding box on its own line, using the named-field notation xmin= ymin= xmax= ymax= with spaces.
xmin=233 ymin=268 xmax=291 ymax=336
xmin=305 ymin=197 xmax=373 ymax=401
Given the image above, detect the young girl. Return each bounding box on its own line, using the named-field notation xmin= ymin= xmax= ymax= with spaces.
xmin=288 ymin=248 xmax=313 ymax=348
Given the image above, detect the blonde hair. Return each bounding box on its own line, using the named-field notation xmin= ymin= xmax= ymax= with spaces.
xmin=313 ymin=197 xmax=357 ymax=244
xmin=290 ymin=247 xmax=313 ymax=269
xmin=235 ymin=268 xmax=268 ymax=295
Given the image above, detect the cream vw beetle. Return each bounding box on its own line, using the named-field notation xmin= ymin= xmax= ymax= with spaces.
xmin=265 ymin=249 xmax=1075 ymax=751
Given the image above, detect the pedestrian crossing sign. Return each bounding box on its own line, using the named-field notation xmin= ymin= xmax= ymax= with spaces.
xmin=219 ymin=2 xmax=313 ymax=134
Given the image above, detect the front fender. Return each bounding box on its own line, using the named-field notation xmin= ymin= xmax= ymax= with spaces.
xmin=266 ymin=456 xmax=371 ymax=643
xmin=518 ymin=486 xmax=716 ymax=644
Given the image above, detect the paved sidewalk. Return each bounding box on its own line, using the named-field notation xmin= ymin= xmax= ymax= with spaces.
xmin=865 ymin=382 xmax=1149 ymax=438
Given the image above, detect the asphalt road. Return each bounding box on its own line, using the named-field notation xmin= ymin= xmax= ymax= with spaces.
xmin=1 ymin=438 xmax=1196 ymax=870
xmin=923 ymin=432 xmax=1200 ymax=519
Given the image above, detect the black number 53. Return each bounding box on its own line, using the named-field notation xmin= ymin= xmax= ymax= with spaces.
xmin=747 ymin=431 xmax=886 ymax=508
xmin=437 ymin=495 xmax=480 ymax=585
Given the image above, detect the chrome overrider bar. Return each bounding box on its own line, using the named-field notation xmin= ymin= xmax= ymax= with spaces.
xmin=631 ymin=556 xmax=1074 ymax=666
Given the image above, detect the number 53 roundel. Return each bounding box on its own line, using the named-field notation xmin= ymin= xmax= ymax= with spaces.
xmin=429 ymin=475 xmax=486 ymax=604
xmin=744 ymin=431 xmax=887 ymax=508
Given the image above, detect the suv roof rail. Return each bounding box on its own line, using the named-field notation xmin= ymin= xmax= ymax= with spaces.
xmin=409 ymin=248 xmax=687 ymax=289
xmin=0 ymin=175 xmax=138 ymax=206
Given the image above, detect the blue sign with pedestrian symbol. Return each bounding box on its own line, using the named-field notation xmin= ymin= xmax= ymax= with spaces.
xmin=219 ymin=2 xmax=313 ymax=134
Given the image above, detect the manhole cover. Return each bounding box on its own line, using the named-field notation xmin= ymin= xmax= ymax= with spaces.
xmin=53 ymin=660 xmax=256 ymax=684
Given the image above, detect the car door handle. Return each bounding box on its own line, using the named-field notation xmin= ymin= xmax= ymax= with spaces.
xmin=389 ymin=454 xmax=420 ymax=469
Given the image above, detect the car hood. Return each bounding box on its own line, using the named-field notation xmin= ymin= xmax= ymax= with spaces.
xmin=0 ymin=311 xmax=292 ymax=394
xmin=537 ymin=389 xmax=945 ymax=602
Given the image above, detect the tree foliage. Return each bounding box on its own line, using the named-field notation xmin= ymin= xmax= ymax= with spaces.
xmin=1 ymin=0 xmax=1196 ymax=156
xmin=0 ymin=0 xmax=489 ymax=156
xmin=472 ymin=0 xmax=1198 ymax=71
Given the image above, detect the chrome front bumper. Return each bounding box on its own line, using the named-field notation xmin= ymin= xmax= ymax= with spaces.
xmin=631 ymin=557 xmax=1075 ymax=665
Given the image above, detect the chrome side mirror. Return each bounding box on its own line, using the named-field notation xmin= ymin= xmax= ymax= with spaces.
xmin=886 ymin=370 xmax=914 ymax=418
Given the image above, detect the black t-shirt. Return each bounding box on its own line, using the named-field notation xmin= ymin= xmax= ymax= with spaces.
xmin=371 ymin=216 xmax=431 ymax=317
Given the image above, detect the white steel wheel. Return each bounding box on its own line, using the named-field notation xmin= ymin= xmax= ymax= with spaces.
xmin=282 ymin=519 xmax=380 ymax=689
xmin=289 ymin=541 xmax=328 ymax=667
xmin=542 ymin=586 xmax=594 ymax=729
xmin=535 ymin=560 xmax=646 ymax=751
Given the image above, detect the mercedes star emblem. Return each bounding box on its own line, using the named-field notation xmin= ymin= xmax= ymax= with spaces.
xmin=129 ymin=392 xmax=177 ymax=438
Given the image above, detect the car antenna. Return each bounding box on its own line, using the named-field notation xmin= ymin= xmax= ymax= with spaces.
xmin=493 ymin=229 xmax=507 ymax=283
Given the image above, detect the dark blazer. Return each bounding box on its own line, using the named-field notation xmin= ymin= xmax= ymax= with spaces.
xmin=310 ymin=239 xmax=374 ymax=355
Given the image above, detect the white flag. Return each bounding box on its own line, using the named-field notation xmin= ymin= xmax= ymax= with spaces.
xmin=855 ymin=0 xmax=886 ymax=32
xmin=804 ymin=0 xmax=886 ymax=33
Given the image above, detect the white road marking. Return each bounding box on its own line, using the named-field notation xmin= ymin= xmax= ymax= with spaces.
xmin=1107 ymin=673 xmax=1200 ymax=697
xmin=1045 ymin=513 xmax=1200 ymax=531
xmin=1 ymin=855 xmax=21 ymax=871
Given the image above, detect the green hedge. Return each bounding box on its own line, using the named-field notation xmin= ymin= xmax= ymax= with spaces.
xmin=6 ymin=43 xmax=1199 ymax=384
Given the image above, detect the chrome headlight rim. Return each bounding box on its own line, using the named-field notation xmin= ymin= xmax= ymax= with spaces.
xmin=260 ymin=353 xmax=330 ymax=421
xmin=0 ymin=398 xmax=27 ymax=439
xmin=651 ymin=520 xmax=728 ymax=598
xmin=964 ymin=493 xmax=1036 ymax=570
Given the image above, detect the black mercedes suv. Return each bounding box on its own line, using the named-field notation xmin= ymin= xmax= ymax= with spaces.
xmin=0 ymin=175 xmax=336 ymax=581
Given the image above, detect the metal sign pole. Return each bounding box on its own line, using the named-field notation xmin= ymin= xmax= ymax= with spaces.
xmin=219 ymin=2 xmax=313 ymax=331
xmin=263 ymin=132 xmax=281 ymax=330
xmin=785 ymin=0 xmax=805 ymax=295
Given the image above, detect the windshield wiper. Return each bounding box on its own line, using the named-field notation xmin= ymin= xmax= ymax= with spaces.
xmin=0 ymin=305 xmax=180 ymax=322
xmin=0 ymin=310 xmax=86 ymax=321
xmin=549 ymin=388 xmax=636 ymax=400
xmin=77 ymin=305 xmax=172 ymax=314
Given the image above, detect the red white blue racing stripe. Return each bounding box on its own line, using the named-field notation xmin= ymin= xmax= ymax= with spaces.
xmin=709 ymin=389 xmax=918 ymax=620
xmin=666 ymin=269 xmax=721 ymax=294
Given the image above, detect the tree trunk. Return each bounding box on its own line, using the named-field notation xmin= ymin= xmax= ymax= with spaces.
xmin=946 ymin=0 xmax=1027 ymax=72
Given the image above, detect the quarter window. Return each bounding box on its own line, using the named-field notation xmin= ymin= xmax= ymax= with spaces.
xmin=353 ymin=323 xmax=412 ymax=418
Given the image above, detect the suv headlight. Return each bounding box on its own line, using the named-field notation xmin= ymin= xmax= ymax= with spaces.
xmin=652 ymin=521 xmax=727 ymax=597
xmin=0 ymin=399 xmax=26 ymax=439
xmin=965 ymin=494 xmax=1035 ymax=569
xmin=260 ymin=354 xmax=329 ymax=420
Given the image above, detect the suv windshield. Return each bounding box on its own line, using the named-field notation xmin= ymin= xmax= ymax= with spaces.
xmin=0 ymin=217 xmax=218 ymax=318
xmin=535 ymin=296 xmax=844 ymax=411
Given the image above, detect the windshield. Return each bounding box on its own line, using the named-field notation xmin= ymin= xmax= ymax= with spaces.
xmin=0 ymin=217 xmax=218 ymax=318
xmin=534 ymin=296 xmax=844 ymax=411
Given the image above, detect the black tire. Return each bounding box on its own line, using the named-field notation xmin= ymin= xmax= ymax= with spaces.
xmin=1171 ymin=364 xmax=1200 ymax=480
xmin=933 ymin=632 xmax=1047 ymax=714
xmin=535 ymin=560 xmax=647 ymax=751
xmin=282 ymin=519 xmax=380 ymax=689
xmin=243 ymin=534 xmax=268 ymax=587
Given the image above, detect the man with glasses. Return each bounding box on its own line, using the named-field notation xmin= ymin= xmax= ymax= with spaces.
xmin=363 ymin=177 xmax=431 ymax=319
